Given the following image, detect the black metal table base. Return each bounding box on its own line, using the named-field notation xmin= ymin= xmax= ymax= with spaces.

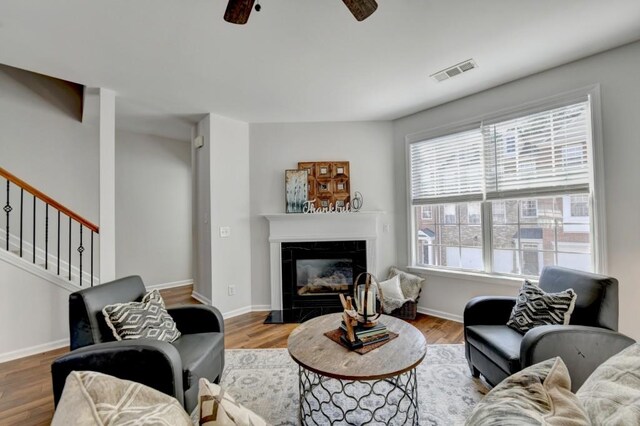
xmin=298 ymin=366 xmax=419 ymax=425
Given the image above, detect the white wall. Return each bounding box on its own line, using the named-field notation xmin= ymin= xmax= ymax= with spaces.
xmin=210 ymin=115 xmax=252 ymax=315
xmin=249 ymin=121 xmax=396 ymax=307
xmin=192 ymin=114 xmax=252 ymax=315
xmin=115 ymin=129 xmax=192 ymax=287
xmin=0 ymin=64 xmax=99 ymax=223
xmin=393 ymin=41 xmax=640 ymax=339
xmin=0 ymin=257 xmax=71 ymax=361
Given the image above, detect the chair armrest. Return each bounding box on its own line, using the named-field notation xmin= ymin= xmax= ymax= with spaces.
xmin=521 ymin=325 xmax=635 ymax=392
xmin=168 ymin=305 xmax=224 ymax=335
xmin=51 ymin=339 xmax=184 ymax=407
xmin=463 ymin=296 xmax=516 ymax=327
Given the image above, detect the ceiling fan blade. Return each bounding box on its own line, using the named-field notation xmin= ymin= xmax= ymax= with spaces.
xmin=342 ymin=0 xmax=378 ymax=21
xmin=224 ymin=0 xmax=256 ymax=25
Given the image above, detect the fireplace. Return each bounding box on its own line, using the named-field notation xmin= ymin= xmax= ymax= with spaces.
xmin=281 ymin=241 xmax=367 ymax=312
xmin=264 ymin=212 xmax=380 ymax=323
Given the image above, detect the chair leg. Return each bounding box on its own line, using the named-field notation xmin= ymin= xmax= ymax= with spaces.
xmin=469 ymin=363 xmax=481 ymax=378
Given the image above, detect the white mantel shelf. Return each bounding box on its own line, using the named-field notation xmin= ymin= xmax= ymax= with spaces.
xmin=263 ymin=211 xmax=383 ymax=310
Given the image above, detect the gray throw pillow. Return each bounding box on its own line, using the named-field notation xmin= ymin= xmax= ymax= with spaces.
xmin=507 ymin=280 xmax=577 ymax=334
xmin=103 ymin=289 xmax=181 ymax=342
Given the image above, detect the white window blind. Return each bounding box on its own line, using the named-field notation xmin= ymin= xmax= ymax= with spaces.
xmin=483 ymin=100 xmax=591 ymax=199
xmin=409 ymin=128 xmax=484 ymax=204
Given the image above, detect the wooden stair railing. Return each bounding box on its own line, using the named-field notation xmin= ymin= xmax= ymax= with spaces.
xmin=1 ymin=167 xmax=99 ymax=287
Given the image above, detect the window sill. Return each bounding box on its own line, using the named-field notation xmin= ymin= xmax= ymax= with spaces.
xmin=406 ymin=266 xmax=529 ymax=288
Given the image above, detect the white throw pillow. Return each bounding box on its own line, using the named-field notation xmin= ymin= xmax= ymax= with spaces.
xmin=377 ymin=275 xmax=409 ymax=313
xmin=378 ymin=275 xmax=405 ymax=301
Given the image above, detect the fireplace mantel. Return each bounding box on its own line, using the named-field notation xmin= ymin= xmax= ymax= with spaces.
xmin=264 ymin=212 xmax=382 ymax=310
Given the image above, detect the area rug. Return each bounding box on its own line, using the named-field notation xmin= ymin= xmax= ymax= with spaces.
xmin=219 ymin=345 xmax=488 ymax=425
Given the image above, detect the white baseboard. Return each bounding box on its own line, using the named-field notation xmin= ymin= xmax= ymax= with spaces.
xmin=191 ymin=290 xmax=212 ymax=305
xmin=222 ymin=305 xmax=253 ymax=319
xmin=0 ymin=338 xmax=69 ymax=364
xmin=417 ymin=306 xmax=463 ymax=323
xmin=251 ymin=304 xmax=271 ymax=312
xmin=146 ymin=279 xmax=193 ymax=291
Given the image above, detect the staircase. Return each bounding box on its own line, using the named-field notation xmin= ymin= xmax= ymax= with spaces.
xmin=1 ymin=167 xmax=99 ymax=288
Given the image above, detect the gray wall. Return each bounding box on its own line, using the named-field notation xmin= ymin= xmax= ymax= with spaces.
xmin=249 ymin=121 xmax=396 ymax=308
xmin=393 ymin=41 xmax=640 ymax=340
xmin=115 ymin=129 xmax=192 ymax=286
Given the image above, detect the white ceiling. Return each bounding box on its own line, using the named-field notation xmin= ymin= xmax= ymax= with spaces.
xmin=1 ymin=1 xmax=639 ymax=124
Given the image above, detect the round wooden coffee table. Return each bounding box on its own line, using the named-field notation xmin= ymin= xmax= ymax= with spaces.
xmin=287 ymin=313 xmax=427 ymax=425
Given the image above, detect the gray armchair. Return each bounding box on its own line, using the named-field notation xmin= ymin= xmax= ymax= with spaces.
xmin=51 ymin=276 xmax=224 ymax=412
xmin=464 ymin=266 xmax=635 ymax=391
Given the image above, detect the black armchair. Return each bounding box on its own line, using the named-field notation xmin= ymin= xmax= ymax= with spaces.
xmin=464 ymin=266 xmax=635 ymax=391
xmin=51 ymin=276 xmax=224 ymax=412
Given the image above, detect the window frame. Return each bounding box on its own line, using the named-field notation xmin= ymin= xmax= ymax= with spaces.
xmin=406 ymin=85 xmax=607 ymax=279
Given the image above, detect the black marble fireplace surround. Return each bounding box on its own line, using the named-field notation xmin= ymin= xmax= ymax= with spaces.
xmin=265 ymin=240 xmax=367 ymax=324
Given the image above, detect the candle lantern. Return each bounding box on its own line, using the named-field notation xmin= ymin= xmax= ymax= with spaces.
xmin=353 ymin=272 xmax=384 ymax=327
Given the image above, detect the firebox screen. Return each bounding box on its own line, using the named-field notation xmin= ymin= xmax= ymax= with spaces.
xmin=296 ymin=259 xmax=352 ymax=296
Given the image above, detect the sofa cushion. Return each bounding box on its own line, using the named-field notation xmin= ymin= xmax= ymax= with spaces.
xmin=465 ymin=357 xmax=590 ymax=426
xmin=173 ymin=332 xmax=224 ymax=389
xmin=507 ymin=280 xmax=577 ymax=334
xmin=199 ymin=378 xmax=268 ymax=426
xmin=576 ymin=343 xmax=640 ymax=424
xmin=102 ymin=289 xmax=181 ymax=342
xmin=51 ymin=371 xmax=191 ymax=426
xmin=466 ymin=325 xmax=523 ymax=374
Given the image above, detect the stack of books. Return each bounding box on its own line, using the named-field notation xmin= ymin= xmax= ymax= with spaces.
xmin=340 ymin=321 xmax=389 ymax=346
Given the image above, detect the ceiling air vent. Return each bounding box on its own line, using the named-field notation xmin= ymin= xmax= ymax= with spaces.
xmin=430 ymin=59 xmax=477 ymax=82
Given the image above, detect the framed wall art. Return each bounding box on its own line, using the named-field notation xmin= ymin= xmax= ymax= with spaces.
xmin=285 ymin=169 xmax=309 ymax=213
xmin=297 ymin=161 xmax=350 ymax=210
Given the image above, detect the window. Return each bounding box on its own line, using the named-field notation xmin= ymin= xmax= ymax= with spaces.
xmin=492 ymin=201 xmax=506 ymax=224
xmin=421 ymin=206 xmax=432 ymax=220
xmin=444 ymin=204 xmax=457 ymax=224
xmin=409 ymin=96 xmax=597 ymax=277
xmin=520 ymin=200 xmax=538 ymax=218
xmin=570 ymin=195 xmax=589 ymax=217
xmin=413 ymin=202 xmax=483 ymax=271
xmin=467 ymin=202 xmax=481 ymax=224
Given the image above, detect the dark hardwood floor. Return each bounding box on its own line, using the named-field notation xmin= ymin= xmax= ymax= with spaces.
xmin=0 ymin=285 xmax=463 ymax=425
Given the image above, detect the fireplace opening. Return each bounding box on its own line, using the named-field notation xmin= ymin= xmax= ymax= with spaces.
xmin=265 ymin=240 xmax=367 ymax=323
xmin=296 ymin=258 xmax=352 ymax=296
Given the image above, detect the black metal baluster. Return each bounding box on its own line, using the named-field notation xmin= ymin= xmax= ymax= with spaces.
xmin=78 ymin=224 xmax=84 ymax=286
xmin=57 ymin=211 xmax=61 ymax=275
xmin=19 ymin=189 xmax=23 ymax=257
xmin=68 ymin=216 xmax=72 ymax=281
xmin=32 ymin=195 xmax=36 ymax=263
xmin=90 ymin=231 xmax=94 ymax=287
xmin=45 ymin=204 xmax=49 ymax=269
xmin=4 ymin=180 xmax=11 ymax=251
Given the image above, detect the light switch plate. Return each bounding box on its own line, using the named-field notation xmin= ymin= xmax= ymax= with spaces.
xmin=219 ymin=226 xmax=231 ymax=238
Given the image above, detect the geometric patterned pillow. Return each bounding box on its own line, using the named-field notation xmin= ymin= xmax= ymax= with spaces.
xmin=465 ymin=357 xmax=590 ymax=425
xmin=102 ymin=289 xmax=181 ymax=342
xmin=506 ymin=280 xmax=577 ymax=334
xmin=51 ymin=371 xmax=191 ymax=426
xmin=198 ymin=378 xmax=269 ymax=426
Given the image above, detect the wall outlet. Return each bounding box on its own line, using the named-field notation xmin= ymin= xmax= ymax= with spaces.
xmin=228 ymin=285 xmax=236 ymax=296
xmin=383 ymin=223 xmax=391 ymax=233
xmin=219 ymin=226 xmax=231 ymax=238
